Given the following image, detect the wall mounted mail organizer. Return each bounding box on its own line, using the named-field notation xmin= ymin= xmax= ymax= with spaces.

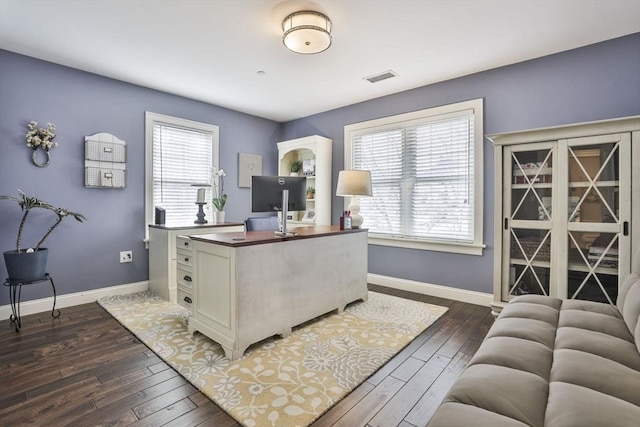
xmin=84 ymin=133 xmax=126 ymax=188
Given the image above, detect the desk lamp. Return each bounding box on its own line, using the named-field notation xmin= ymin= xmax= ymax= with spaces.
xmin=336 ymin=170 xmax=372 ymax=229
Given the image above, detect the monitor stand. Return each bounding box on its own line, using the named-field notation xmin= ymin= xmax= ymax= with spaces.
xmin=275 ymin=189 xmax=296 ymax=237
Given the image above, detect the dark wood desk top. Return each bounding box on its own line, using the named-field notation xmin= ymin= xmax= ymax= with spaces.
xmin=148 ymin=222 xmax=244 ymax=231
xmin=189 ymin=225 xmax=367 ymax=247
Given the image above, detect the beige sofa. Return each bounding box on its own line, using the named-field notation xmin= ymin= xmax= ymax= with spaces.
xmin=427 ymin=251 xmax=640 ymax=427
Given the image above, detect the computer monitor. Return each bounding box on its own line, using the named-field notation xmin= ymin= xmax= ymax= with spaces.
xmin=251 ymin=176 xmax=307 ymax=237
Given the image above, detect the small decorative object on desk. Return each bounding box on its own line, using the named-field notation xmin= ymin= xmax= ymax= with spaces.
xmin=0 ymin=190 xmax=85 ymax=281
xmin=194 ymin=201 xmax=207 ymax=224
xmin=191 ymin=184 xmax=210 ymax=224
xmin=26 ymin=121 xmax=58 ymax=167
xmin=340 ymin=211 xmax=352 ymax=230
xmin=301 ymin=209 xmax=316 ymax=223
xmin=212 ymin=166 xmax=227 ymax=222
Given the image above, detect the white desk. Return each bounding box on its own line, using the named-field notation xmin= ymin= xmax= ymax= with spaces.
xmin=188 ymin=226 xmax=368 ymax=360
xmin=148 ymin=222 xmax=244 ymax=303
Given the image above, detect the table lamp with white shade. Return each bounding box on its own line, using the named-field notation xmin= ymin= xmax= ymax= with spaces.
xmin=336 ymin=170 xmax=372 ymax=229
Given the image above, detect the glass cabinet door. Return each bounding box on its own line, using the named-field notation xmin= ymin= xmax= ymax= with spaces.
xmin=560 ymin=134 xmax=631 ymax=304
xmin=502 ymin=143 xmax=555 ymax=301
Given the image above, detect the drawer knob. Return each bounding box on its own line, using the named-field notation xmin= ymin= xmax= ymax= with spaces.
xmin=184 ymin=257 xmax=189 ymax=263
xmin=184 ymin=275 xmax=192 ymax=282
xmin=184 ymin=241 xmax=189 ymax=247
xmin=183 ymin=296 xmax=192 ymax=304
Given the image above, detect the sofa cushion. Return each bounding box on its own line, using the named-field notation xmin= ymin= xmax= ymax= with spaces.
xmin=499 ymin=297 xmax=560 ymax=326
xmin=555 ymin=327 xmax=640 ymax=371
xmin=617 ymin=249 xmax=640 ymax=349
xmin=558 ymin=308 xmax=633 ymax=342
xmin=562 ymin=298 xmax=622 ymax=317
xmin=551 ymin=348 xmax=640 ymax=406
xmin=621 ymin=276 xmax=640 ymax=350
xmin=427 ymin=401 xmax=529 ymax=427
xmin=484 ymin=317 xmax=557 ymax=349
xmin=440 ymin=364 xmax=549 ymax=427
xmin=469 ymin=336 xmax=553 ymax=380
xmin=545 ymin=382 xmax=640 ymax=427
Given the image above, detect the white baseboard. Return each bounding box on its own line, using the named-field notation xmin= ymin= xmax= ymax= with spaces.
xmin=0 ymin=281 xmax=149 ymax=320
xmin=1 ymin=276 xmax=491 ymax=320
xmin=368 ymin=273 xmax=492 ymax=307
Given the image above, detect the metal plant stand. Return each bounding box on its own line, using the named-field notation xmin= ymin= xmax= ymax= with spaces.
xmin=3 ymin=274 xmax=60 ymax=332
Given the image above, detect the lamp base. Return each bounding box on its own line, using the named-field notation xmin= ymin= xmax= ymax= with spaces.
xmin=350 ymin=213 xmax=363 ymax=229
xmin=348 ymin=197 xmax=364 ymax=229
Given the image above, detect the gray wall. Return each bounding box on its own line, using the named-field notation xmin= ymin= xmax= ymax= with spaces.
xmin=1 ymin=33 xmax=639 ymax=305
xmin=0 ymin=50 xmax=282 ymax=305
xmin=280 ymin=33 xmax=640 ymax=293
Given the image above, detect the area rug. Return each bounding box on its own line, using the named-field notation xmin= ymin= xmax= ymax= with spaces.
xmin=98 ymin=291 xmax=448 ymax=427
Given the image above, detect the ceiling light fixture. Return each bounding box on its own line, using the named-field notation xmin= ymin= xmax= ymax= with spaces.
xmin=282 ymin=11 xmax=332 ymax=54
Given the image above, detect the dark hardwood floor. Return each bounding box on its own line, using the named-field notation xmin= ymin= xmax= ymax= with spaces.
xmin=0 ymin=285 xmax=493 ymax=426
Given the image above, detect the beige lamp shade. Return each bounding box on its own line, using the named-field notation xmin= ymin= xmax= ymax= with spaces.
xmin=336 ymin=170 xmax=372 ymax=197
xmin=336 ymin=170 xmax=372 ymax=229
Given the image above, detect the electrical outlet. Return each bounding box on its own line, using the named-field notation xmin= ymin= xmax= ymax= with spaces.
xmin=120 ymin=250 xmax=133 ymax=263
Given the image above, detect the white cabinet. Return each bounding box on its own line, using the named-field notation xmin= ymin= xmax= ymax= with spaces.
xmin=148 ymin=223 xmax=243 ymax=303
xmin=277 ymin=135 xmax=332 ymax=226
xmin=489 ymin=117 xmax=640 ymax=316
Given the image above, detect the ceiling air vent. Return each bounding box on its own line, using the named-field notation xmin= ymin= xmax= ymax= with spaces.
xmin=364 ymin=70 xmax=397 ymax=83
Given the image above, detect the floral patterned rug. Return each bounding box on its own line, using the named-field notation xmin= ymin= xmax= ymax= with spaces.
xmin=98 ymin=291 xmax=448 ymax=427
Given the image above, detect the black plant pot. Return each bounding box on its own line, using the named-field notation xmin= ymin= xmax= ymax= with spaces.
xmin=3 ymin=248 xmax=48 ymax=281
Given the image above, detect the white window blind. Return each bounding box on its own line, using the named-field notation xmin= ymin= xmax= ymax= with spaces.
xmin=347 ymin=99 xmax=483 ymax=252
xmin=145 ymin=112 xmax=219 ymax=231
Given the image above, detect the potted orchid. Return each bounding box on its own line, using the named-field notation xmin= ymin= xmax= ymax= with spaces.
xmin=1 ymin=190 xmax=85 ymax=281
xmin=211 ymin=167 xmax=227 ymax=223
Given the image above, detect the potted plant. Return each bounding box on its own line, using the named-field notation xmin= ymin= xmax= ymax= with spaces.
xmin=289 ymin=160 xmax=303 ymax=176
xmin=211 ymin=167 xmax=227 ymax=223
xmin=1 ymin=190 xmax=85 ymax=281
xmin=306 ymin=186 xmax=315 ymax=199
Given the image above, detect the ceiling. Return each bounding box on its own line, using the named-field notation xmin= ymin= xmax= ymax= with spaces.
xmin=1 ymin=0 xmax=639 ymax=122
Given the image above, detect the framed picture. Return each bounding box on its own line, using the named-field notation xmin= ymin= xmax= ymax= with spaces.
xmin=238 ymin=153 xmax=262 ymax=188
xmin=301 ymin=209 xmax=316 ymax=222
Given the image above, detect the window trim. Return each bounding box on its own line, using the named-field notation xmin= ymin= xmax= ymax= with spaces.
xmin=343 ymin=98 xmax=485 ymax=255
xmin=144 ymin=112 xmax=219 ymax=242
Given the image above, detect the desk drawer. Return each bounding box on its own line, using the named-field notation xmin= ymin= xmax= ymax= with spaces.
xmin=177 ymin=287 xmax=193 ymax=314
xmin=176 ymin=249 xmax=193 ymax=267
xmin=176 ymin=236 xmax=192 ymax=251
xmin=177 ymin=267 xmax=193 ymax=289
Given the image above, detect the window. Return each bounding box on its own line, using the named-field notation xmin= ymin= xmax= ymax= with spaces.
xmin=344 ymin=99 xmax=484 ymax=255
xmin=145 ymin=112 xmax=219 ymax=237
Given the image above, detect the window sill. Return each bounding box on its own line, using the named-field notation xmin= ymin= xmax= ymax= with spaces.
xmin=367 ymin=235 xmax=485 ymax=255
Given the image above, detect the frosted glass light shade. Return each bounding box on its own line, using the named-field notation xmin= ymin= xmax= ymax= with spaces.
xmin=282 ymin=11 xmax=332 ymax=54
xmin=336 ymin=170 xmax=372 ymax=197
